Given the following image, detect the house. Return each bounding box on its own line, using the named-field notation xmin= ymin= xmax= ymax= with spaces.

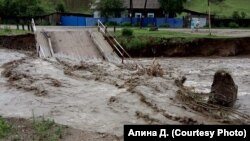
xmin=183 ymin=9 xmax=214 ymax=28
xmin=92 ymin=0 xmax=164 ymax=18
xmin=124 ymin=0 xmax=164 ymax=18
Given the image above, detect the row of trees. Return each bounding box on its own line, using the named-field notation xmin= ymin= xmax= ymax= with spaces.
xmin=0 ymin=0 xmax=66 ymax=18
xmin=158 ymin=0 xmax=187 ymax=18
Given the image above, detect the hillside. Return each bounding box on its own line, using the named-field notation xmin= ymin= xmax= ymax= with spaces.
xmin=184 ymin=0 xmax=250 ymax=18
xmin=48 ymin=0 xmax=250 ymax=17
xmin=50 ymin=0 xmax=93 ymax=14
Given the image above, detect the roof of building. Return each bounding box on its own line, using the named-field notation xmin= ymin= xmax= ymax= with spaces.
xmin=123 ymin=0 xmax=160 ymax=9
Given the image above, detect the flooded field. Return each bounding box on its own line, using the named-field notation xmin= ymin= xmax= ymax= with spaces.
xmin=0 ymin=48 xmax=249 ymax=139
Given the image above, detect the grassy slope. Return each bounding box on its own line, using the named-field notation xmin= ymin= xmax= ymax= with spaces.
xmin=115 ymin=28 xmax=226 ymax=50
xmin=48 ymin=0 xmax=250 ymax=17
xmin=49 ymin=0 xmax=92 ymax=14
xmin=0 ymin=29 xmax=30 ymax=36
xmin=184 ymin=0 xmax=250 ymax=18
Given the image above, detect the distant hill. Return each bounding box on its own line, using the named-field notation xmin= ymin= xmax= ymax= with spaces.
xmin=184 ymin=0 xmax=250 ymax=18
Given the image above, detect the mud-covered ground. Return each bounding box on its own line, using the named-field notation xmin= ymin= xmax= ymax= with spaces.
xmin=0 ymin=48 xmax=249 ymax=140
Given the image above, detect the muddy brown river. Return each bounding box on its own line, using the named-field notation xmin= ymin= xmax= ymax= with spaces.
xmin=137 ymin=58 xmax=250 ymax=115
xmin=0 ymin=49 xmax=249 ymax=137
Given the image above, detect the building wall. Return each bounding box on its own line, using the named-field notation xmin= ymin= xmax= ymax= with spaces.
xmin=127 ymin=9 xmax=164 ymax=18
xmin=93 ymin=11 xmax=101 ymax=18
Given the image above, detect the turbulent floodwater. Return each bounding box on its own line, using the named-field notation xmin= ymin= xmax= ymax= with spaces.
xmin=137 ymin=57 xmax=250 ymax=114
xmin=0 ymin=49 xmax=249 ymax=137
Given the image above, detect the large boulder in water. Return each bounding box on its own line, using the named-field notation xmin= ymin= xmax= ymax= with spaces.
xmin=208 ymin=70 xmax=238 ymax=107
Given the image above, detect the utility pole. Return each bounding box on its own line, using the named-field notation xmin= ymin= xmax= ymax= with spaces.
xmin=130 ymin=0 xmax=133 ymax=25
xmin=208 ymin=0 xmax=212 ymax=36
xmin=140 ymin=0 xmax=148 ymax=29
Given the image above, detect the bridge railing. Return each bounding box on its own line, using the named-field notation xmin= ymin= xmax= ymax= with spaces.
xmin=97 ymin=19 xmax=132 ymax=64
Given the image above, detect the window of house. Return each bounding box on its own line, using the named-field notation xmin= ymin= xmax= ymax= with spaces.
xmin=135 ymin=13 xmax=142 ymax=18
xmin=147 ymin=13 xmax=155 ymax=18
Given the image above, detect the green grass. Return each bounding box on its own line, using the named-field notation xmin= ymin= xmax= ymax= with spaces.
xmin=115 ymin=28 xmax=228 ymax=50
xmin=115 ymin=28 xmax=222 ymax=39
xmin=0 ymin=28 xmax=31 ymax=36
xmin=32 ymin=118 xmax=64 ymax=141
xmin=0 ymin=116 xmax=11 ymax=139
xmin=0 ymin=116 xmax=64 ymax=141
xmin=184 ymin=0 xmax=250 ymax=18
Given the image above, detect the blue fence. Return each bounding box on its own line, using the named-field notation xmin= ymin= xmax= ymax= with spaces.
xmin=61 ymin=16 xmax=183 ymax=28
xmin=156 ymin=18 xmax=183 ymax=28
xmin=61 ymin=16 xmax=86 ymax=26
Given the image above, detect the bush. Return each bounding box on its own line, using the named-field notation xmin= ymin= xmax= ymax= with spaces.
xmin=228 ymin=22 xmax=239 ymax=28
xmin=122 ymin=28 xmax=133 ymax=36
xmin=127 ymin=37 xmax=147 ymax=50
xmin=149 ymin=27 xmax=158 ymax=31
xmin=116 ymin=36 xmax=128 ymax=47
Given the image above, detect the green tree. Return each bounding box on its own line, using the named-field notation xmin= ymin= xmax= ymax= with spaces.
xmin=97 ymin=0 xmax=124 ymax=17
xmin=56 ymin=0 xmax=66 ymax=12
xmin=158 ymin=0 xmax=187 ymax=18
xmin=0 ymin=0 xmax=53 ymax=17
xmin=232 ymin=11 xmax=240 ymax=19
xmin=0 ymin=0 xmax=3 ymax=16
xmin=241 ymin=11 xmax=246 ymax=19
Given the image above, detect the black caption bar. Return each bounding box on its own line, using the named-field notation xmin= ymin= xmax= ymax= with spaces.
xmin=124 ymin=125 xmax=250 ymax=141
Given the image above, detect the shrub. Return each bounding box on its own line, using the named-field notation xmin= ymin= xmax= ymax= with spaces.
xmin=228 ymin=22 xmax=239 ymax=28
xmin=127 ymin=37 xmax=147 ymax=50
xmin=122 ymin=28 xmax=133 ymax=36
xmin=149 ymin=26 xmax=158 ymax=31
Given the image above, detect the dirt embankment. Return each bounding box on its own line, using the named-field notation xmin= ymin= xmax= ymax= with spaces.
xmin=0 ymin=34 xmax=36 ymax=51
xmin=127 ymin=37 xmax=250 ymax=57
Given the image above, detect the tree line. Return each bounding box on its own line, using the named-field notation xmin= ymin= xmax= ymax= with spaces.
xmin=0 ymin=0 xmax=66 ymax=18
